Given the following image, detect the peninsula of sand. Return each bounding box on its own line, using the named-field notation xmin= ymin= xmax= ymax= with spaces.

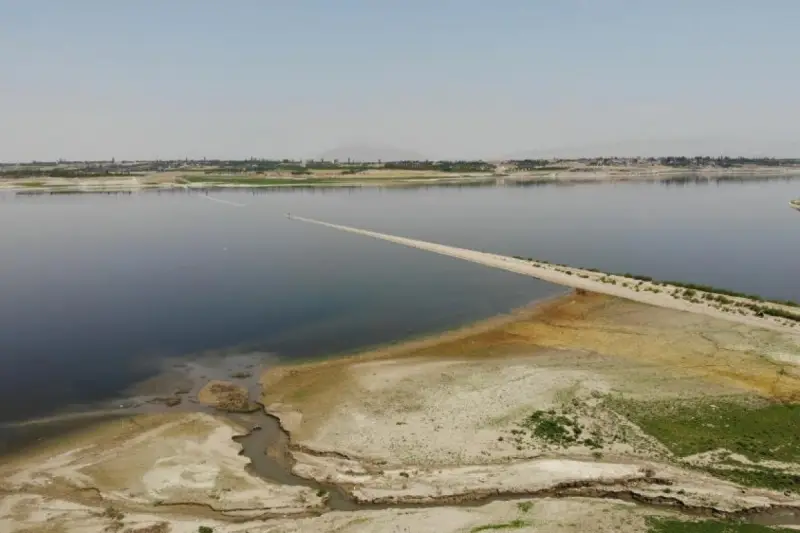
xmin=2 ymin=221 xmax=800 ymax=533
xmin=791 ymin=198 xmax=800 ymax=211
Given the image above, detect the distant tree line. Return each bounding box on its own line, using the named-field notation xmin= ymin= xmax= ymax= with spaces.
xmin=511 ymin=156 xmax=800 ymax=169
xmin=509 ymin=159 xmax=570 ymax=171
xmin=656 ymin=156 xmax=800 ymax=168
xmin=0 ymin=168 xmax=136 ymax=178
xmin=304 ymin=161 xmax=343 ymax=170
xmin=382 ymin=160 xmax=495 ymax=173
xmin=203 ymin=160 xmax=284 ymax=173
xmin=4 ymin=156 xmax=799 ymax=178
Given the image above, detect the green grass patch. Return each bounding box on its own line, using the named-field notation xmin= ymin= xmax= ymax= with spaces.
xmin=470 ymin=519 xmax=531 ymax=532
xmin=516 ymin=501 xmax=533 ymax=513
xmin=512 ymin=407 xmax=615 ymax=450
xmin=647 ymin=516 xmax=796 ymax=532
xmin=610 ymin=398 xmax=800 ymax=463
xmin=522 ymin=410 xmax=582 ymax=445
xmin=705 ymin=466 xmax=800 ymax=492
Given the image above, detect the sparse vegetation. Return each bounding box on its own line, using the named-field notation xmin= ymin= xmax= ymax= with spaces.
xmin=514 ymin=255 xmax=799 ymax=311
xmin=752 ymin=305 xmax=800 ymax=322
xmin=198 ymin=527 xmax=214 ymax=533
xmin=470 ymin=519 xmax=531 ymax=532
xmin=516 ymin=501 xmax=533 ymax=513
xmin=519 ymin=409 xmax=584 ymax=447
xmin=510 ymin=402 xmax=640 ymax=453
xmin=705 ymin=465 xmax=800 ymax=492
xmin=661 ymin=280 xmax=798 ymax=308
xmin=646 ymin=516 xmax=797 ymax=532
xmin=515 ymin=255 xmax=800 ymax=324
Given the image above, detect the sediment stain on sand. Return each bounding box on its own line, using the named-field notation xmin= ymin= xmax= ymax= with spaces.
xmin=261 ymin=292 xmax=800 ymax=439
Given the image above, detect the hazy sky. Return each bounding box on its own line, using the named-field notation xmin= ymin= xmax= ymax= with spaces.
xmin=2 ymin=0 xmax=799 ymax=161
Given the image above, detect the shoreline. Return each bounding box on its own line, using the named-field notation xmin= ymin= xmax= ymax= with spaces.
xmin=265 ymin=290 xmax=571 ymax=375
xmin=2 ymin=167 xmax=800 ymax=194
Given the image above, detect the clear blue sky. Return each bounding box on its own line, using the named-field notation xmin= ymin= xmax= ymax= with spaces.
xmin=2 ymin=0 xmax=799 ymax=161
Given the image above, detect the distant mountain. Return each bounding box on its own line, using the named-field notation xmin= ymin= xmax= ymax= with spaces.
xmin=504 ymin=139 xmax=800 ymax=160
xmin=317 ymin=144 xmax=427 ymax=163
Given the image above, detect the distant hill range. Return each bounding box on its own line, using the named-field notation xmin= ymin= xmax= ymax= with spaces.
xmin=504 ymin=139 xmax=800 ymax=160
xmin=317 ymin=145 xmax=427 ymax=163
xmin=317 ymin=139 xmax=800 ymax=163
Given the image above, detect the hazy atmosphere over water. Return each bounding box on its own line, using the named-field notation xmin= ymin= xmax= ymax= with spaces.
xmin=2 ymin=0 xmax=800 ymax=161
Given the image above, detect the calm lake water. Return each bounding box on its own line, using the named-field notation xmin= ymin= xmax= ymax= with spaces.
xmin=0 ymin=176 xmax=798 ymax=426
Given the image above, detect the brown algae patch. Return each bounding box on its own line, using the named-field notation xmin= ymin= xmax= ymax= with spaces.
xmin=198 ymin=380 xmax=258 ymax=413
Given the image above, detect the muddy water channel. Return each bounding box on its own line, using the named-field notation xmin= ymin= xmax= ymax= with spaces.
xmin=230 ymin=411 xmax=361 ymax=512
xmin=231 ymin=405 xmax=800 ymax=526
